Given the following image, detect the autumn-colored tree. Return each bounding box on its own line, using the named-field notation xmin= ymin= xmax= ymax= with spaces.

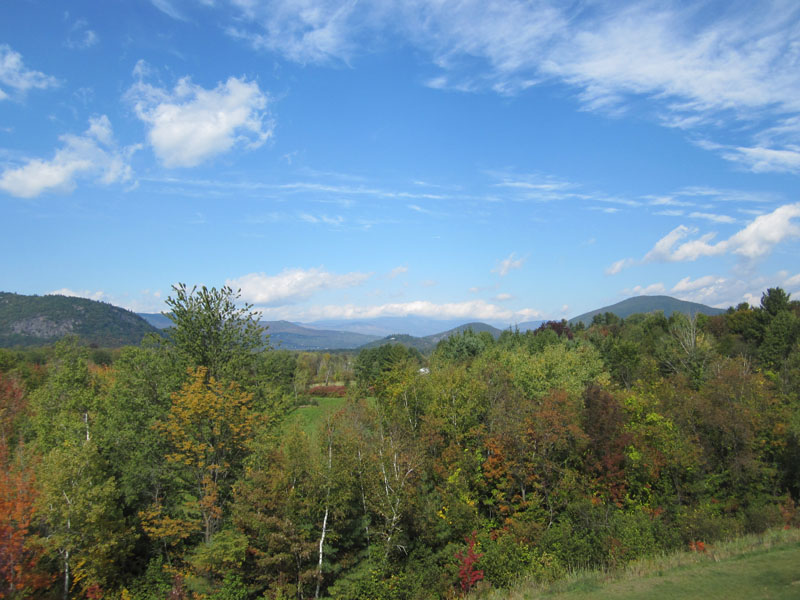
xmin=0 ymin=440 xmax=50 ymax=598
xmin=583 ymin=386 xmax=632 ymax=506
xmin=155 ymin=367 xmax=256 ymax=546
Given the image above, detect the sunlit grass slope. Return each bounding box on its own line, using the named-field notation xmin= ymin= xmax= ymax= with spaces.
xmin=481 ymin=529 xmax=800 ymax=600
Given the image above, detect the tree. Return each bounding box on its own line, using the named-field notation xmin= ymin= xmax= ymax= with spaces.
xmin=164 ymin=284 xmax=266 ymax=383
xmin=35 ymin=441 xmax=127 ymax=600
xmin=0 ymin=439 xmax=50 ymax=598
xmin=155 ymin=368 xmax=257 ymax=546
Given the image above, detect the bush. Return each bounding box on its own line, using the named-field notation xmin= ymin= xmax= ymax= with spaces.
xmin=308 ymin=385 xmax=348 ymax=397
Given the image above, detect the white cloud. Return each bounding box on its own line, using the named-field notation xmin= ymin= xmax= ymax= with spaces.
xmin=785 ymin=273 xmax=800 ymax=290
xmin=66 ymin=18 xmax=99 ymax=49
xmin=494 ymin=293 xmax=512 ymax=301
xmin=605 ymin=258 xmax=634 ymax=276
xmin=47 ymin=288 xmax=167 ymax=312
xmin=388 ymin=266 xmax=408 ymax=279
xmin=728 ymin=203 xmax=800 ymax=259
xmin=258 ymin=298 xmax=543 ymax=322
xmin=0 ymin=116 xmax=137 ymax=198
xmin=225 ymin=3 xmax=800 ymax=116
xmin=299 ymin=213 xmax=344 ymax=226
xmin=0 ymin=44 xmax=59 ymax=99
xmin=718 ymin=145 xmax=800 ymax=174
xmin=492 ymin=252 xmax=525 ymax=276
xmin=225 ymin=0 xmax=372 ymax=64
xmin=640 ymin=204 xmax=800 ymax=264
xmin=128 ymin=69 xmax=272 ymax=167
xmin=689 ymin=211 xmax=736 ymax=224
xmin=643 ymin=225 xmax=696 ymax=262
xmin=48 ymin=288 xmax=107 ymax=301
xmin=625 ymin=283 xmax=667 ymax=296
xmin=671 ymin=275 xmax=724 ymax=294
xmin=227 ymin=267 xmax=371 ymax=306
xmin=150 ymin=0 xmax=186 ymax=21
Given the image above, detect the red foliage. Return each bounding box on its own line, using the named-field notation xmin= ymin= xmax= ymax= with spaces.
xmin=454 ymin=531 xmax=484 ymax=594
xmin=688 ymin=540 xmax=707 ymax=553
xmin=0 ymin=440 xmax=50 ymax=598
xmin=0 ymin=373 xmax=26 ymax=444
xmin=308 ymin=385 xmax=347 ymax=398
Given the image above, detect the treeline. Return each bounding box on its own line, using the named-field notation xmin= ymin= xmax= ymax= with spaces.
xmin=1 ymin=286 xmax=799 ymax=599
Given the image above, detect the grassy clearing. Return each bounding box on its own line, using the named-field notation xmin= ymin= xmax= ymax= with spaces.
xmin=481 ymin=528 xmax=800 ymax=600
xmin=284 ymin=396 xmax=349 ymax=438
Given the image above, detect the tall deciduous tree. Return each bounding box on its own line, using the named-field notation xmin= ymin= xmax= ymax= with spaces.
xmin=155 ymin=367 xmax=256 ymax=546
xmin=164 ymin=284 xmax=266 ymax=383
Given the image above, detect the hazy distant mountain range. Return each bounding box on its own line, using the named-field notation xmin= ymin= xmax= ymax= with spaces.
xmin=2 ymin=292 xmax=727 ymax=350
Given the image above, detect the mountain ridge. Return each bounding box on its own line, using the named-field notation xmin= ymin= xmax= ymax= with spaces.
xmin=569 ymin=295 xmax=726 ymax=326
xmin=0 ymin=292 xmax=160 ymax=347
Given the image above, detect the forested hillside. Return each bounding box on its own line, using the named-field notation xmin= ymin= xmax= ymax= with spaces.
xmin=569 ymin=295 xmax=726 ymax=326
xmin=0 ymin=292 xmax=160 ymax=347
xmin=1 ymin=285 xmax=799 ymax=599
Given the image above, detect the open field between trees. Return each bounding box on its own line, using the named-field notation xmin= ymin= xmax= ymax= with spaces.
xmin=484 ymin=529 xmax=800 ymax=600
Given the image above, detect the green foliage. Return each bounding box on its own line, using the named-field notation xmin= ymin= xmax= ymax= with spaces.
xmin=164 ymin=283 xmax=267 ymax=382
xmin=7 ymin=286 xmax=800 ymax=599
xmin=0 ymin=291 xmax=159 ymax=348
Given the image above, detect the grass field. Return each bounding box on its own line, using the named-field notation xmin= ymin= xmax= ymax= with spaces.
xmin=482 ymin=528 xmax=800 ymax=600
xmin=284 ymin=396 xmax=349 ymax=438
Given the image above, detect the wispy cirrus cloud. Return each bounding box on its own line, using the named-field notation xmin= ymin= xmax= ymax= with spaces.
xmin=492 ymin=252 xmax=525 ymax=276
xmin=0 ymin=116 xmax=138 ymax=198
xmin=214 ymin=1 xmax=800 ymax=166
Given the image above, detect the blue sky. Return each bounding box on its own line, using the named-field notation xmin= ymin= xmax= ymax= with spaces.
xmin=2 ymin=0 xmax=799 ymax=324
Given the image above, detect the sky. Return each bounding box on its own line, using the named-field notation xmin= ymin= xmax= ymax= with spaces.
xmin=2 ymin=0 xmax=800 ymax=326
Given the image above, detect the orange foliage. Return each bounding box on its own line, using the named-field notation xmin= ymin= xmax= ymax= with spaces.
xmin=0 ymin=441 xmax=51 ymax=598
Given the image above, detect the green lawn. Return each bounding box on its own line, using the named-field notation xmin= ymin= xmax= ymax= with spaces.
xmin=284 ymin=396 xmax=349 ymax=438
xmin=485 ymin=529 xmax=800 ymax=600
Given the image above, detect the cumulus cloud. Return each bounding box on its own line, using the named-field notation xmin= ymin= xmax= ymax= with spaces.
xmin=127 ymin=66 xmax=272 ymax=167
xmin=492 ymin=252 xmax=525 ymax=276
xmin=0 ymin=44 xmax=59 ymax=99
xmin=258 ymin=298 xmax=543 ymax=322
xmin=607 ymin=204 xmax=800 ymax=276
xmin=0 ymin=116 xmax=137 ymax=198
xmin=646 ymin=204 xmax=800 ymax=262
xmin=227 ymin=267 xmax=371 ymax=306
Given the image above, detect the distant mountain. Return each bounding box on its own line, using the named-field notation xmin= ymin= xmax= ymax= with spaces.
xmin=262 ymin=321 xmax=380 ymax=351
xmin=138 ymin=312 xmax=172 ymax=329
xmin=359 ymin=333 xmax=436 ymax=353
xmin=359 ymin=321 xmax=506 ymax=353
xmin=424 ymin=322 xmax=504 ymax=344
xmin=1 ymin=292 xmax=160 ymax=347
xmin=514 ymin=320 xmax=547 ymax=332
xmin=137 ymin=314 xmax=382 ymax=351
xmin=569 ymin=295 xmax=726 ymax=326
xmin=304 ymin=316 xmax=489 ymax=338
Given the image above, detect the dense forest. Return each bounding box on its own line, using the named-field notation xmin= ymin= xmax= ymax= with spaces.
xmin=1 ymin=284 xmax=799 ymax=599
